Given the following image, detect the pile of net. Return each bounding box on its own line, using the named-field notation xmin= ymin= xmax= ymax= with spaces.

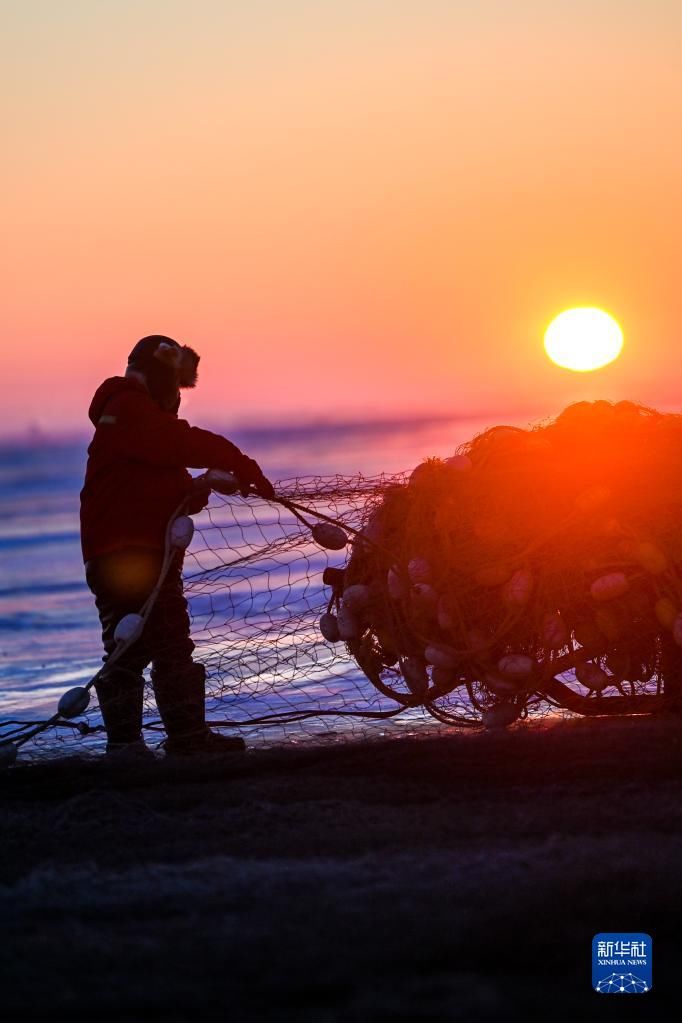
xmin=325 ymin=400 xmax=682 ymax=727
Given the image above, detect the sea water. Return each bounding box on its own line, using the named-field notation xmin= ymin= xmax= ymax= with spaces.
xmin=0 ymin=413 xmax=509 ymax=751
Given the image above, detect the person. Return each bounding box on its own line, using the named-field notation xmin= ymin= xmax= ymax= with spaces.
xmin=80 ymin=335 xmax=275 ymax=757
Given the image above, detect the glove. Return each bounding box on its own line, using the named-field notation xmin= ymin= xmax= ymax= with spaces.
xmin=186 ymin=478 xmax=212 ymax=514
xmin=233 ymin=455 xmax=275 ymax=500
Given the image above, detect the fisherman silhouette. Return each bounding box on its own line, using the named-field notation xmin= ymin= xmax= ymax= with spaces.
xmin=80 ymin=335 xmax=274 ymax=757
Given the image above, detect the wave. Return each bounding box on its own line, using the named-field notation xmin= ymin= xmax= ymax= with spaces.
xmin=0 ymin=580 xmax=88 ymax=598
xmin=0 ymin=613 xmax=86 ymax=632
xmin=0 ymin=531 xmax=80 ymax=550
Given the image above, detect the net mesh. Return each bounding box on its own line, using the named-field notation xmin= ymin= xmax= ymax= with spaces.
xmin=3 ymin=399 xmax=682 ymax=762
xmin=181 ymin=472 xmax=419 ymax=742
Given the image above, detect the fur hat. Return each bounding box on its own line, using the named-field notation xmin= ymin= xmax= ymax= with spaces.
xmin=127 ymin=335 xmax=200 ymax=411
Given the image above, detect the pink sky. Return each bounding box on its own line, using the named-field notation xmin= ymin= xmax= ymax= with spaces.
xmin=2 ymin=2 xmax=681 ymax=435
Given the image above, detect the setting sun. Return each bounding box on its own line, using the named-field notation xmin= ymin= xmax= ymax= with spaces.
xmin=544 ymin=308 xmax=624 ymax=372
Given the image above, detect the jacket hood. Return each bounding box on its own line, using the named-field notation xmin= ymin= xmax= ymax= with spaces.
xmin=88 ymin=376 xmax=147 ymax=426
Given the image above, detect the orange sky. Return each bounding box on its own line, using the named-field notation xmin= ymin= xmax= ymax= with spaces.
xmin=2 ymin=2 xmax=681 ymax=434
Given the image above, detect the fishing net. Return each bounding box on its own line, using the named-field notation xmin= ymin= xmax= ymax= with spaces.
xmin=3 ymin=400 xmax=682 ymax=764
xmin=334 ymin=400 xmax=682 ymax=729
xmin=180 ymin=472 xmax=419 ymax=741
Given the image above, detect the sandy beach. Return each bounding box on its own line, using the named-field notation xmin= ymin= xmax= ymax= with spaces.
xmin=2 ymin=714 xmax=680 ymax=1019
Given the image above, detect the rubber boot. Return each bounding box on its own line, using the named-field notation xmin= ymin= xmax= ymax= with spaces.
xmin=151 ymin=660 xmax=208 ymax=746
xmin=94 ymin=667 xmax=145 ymax=745
xmin=153 ymin=661 xmax=246 ymax=754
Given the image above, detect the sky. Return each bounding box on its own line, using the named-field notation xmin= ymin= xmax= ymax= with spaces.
xmin=2 ymin=1 xmax=681 ymax=435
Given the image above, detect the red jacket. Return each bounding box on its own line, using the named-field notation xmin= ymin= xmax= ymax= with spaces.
xmin=80 ymin=376 xmax=246 ymax=562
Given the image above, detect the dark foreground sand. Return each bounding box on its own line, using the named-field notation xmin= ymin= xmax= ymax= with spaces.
xmin=2 ymin=715 xmax=681 ymax=1020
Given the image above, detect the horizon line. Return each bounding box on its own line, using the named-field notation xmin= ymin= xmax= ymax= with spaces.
xmin=0 ymin=405 xmax=547 ymax=446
